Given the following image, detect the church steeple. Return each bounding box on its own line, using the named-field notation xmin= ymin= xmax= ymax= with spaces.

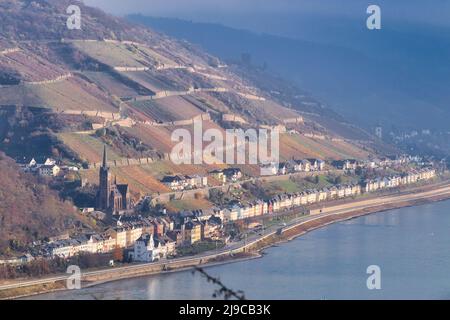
xmin=102 ymin=145 xmax=107 ymax=168
xmin=97 ymin=144 xmax=111 ymax=211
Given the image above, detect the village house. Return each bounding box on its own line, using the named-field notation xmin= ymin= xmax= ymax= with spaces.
xmin=291 ymin=160 xmax=303 ymax=172
xmin=210 ymin=169 xmax=227 ymax=184
xmin=152 ymin=219 xmax=166 ymax=237
xmin=261 ymin=163 xmax=278 ymax=176
xmin=166 ymin=230 xmax=183 ymax=247
xmin=211 ymin=208 xmax=226 ymax=221
xmin=161 ymin=175 xmax=207 ymax=191
xmin=186 ymin=175 xmax=208 ymax=188
xmin=318 ymin=189 xmax=328 ymax=202
xmin=332 ymin=159 xmax=360 ymax=171
xmin=224 ymin=206 xmax=239 ymax=222
xmin=351 ymin=184 xmax=362 ymax=195
xmin=201 ymin=216 xmax=223 ymax=240
xmin=100 ymin=234 xmax=117 ymax=253
xmin=107 ymin=227 xmax=128 ymax=249
xmin=278 ymin=163 xmax=288 ymax=175
xmin=223 ymin=168 xmax=243 ymax=182
xmin=38 ymin=164 xmax=61 ymax=177
xmin=182 ymin=221 xmax=202 ymax=245
xmin=240 ymin=203 xmax=252 ymax=219
xmin=337 ymin=186 xmax=346 ymax=198
xmin=302 ymin=191 xmax=313 ymax=204
xmin=125 ymin=226 xmax=143 ymax=247
xmin=131 ymin=233 xmax=176 ymax=262
xmin=161 ymin=175 xmax=185 ymax=191
xmin=328 ymin=186 xmax=338 ymax=200
xmin=50 ymin=239 xmax=79 ymax=258
xmin=22 ymin=157 xmax=57 ymax=174
xmin=307 ymin=159 xmax=326 ymax=171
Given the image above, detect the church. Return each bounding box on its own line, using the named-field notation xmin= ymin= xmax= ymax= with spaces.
xmin=96 ymin=146 xmax=132 ymax=215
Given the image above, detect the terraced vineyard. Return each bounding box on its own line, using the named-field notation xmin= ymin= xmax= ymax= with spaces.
xmin=58 ymin=132 xmax=123 ymax=163
xmin=71 ymin=40 xmax=155 ymax=69
xmin=130 ymin=96 xmax=205 ymax=122
xmin=122 ymin=70 xmax=185 ymax=93
xmin=0 ymin=76 xmax=119 ymax=112
xmin=0 ymin=48 xmax=66 ymax=82
xmin=280 ymin=134 xmax=369 ymax=160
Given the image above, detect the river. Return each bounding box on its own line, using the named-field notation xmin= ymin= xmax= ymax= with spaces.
xmin=29 ymin=200 xmax=450 ymax=300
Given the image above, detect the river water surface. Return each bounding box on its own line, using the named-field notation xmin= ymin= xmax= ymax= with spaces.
xmin=30 ymin=200 xmax=450 ymax=300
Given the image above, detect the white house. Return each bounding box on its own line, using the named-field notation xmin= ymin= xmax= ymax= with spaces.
xmin=38 ymin=164 xmax=61 ymax=177
xmin=132 ymin=233 xmax=170 ymax=262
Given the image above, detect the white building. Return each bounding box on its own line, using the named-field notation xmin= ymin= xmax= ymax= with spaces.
xmin=38 ymin=164 xmax=60 ymax=177
xmin=131 ymin=233 xmax=173 ymax=262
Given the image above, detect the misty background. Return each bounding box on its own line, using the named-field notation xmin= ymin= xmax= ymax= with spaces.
xmin=84 ymin=0 xmax=450 ymax=132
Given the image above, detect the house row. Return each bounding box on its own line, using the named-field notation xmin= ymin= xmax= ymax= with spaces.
xmin=291 ymin=159 xmax=325 ymax=172
xmin=331 ymin=159 xmax=363 ymax=171
xmin=220 ymin=184 xmax=362 ymax=223
xmin=21 ymin=158 xmax=61 ymax=177
xmin=20 ymin=157 xmax=79 ymax=177
xmin=46 ymin=217 xmax=175 ymax=258
xmin=174 ymin=213 xmax=224 ymax=244
xmin=262 ymin=158 xmax=326 ymax=176
xmin=161 ymin=174 xmax=208 ymax=191
xmin=46 ymin=211 xmax=224 ymax=260
xmin=332 ymin=155 xmax=423 ymax=171
xmin=221 ymin=168 xmax=435 ymax=223
xmin=209 ymin=168 xmax=243 ymax=184
xmin=363 ymin=169 xmax=436 ymax=192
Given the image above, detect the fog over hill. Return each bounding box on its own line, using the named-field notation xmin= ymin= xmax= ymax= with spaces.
xmin=127 ymin=14 xmax=450 ymax=132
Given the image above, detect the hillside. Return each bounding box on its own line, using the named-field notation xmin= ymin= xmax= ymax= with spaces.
xmin=0 ymin=152 xmax=93 ymax=257
xmin=0 ymin=0 xmax=393 ymax=197
xmin=128 ymin=15 xmax=450 ymax=131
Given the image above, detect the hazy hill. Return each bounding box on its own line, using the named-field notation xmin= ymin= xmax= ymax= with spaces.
xmin=0 ymin=0 xmax=158 ymax=42
xmin=128 ymin=15 xmax=450 ymax=131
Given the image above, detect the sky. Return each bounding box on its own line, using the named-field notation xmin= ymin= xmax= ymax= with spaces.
xmin=84 ymin=0 xmax=450 ymax=31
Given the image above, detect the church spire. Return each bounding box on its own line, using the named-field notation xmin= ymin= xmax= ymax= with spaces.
xmin=102 ymin=145 xmax=107 ymax=168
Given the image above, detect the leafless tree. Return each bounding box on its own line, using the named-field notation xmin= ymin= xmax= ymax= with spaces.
xmin=193 ymin=267 xmax=246 ymax=300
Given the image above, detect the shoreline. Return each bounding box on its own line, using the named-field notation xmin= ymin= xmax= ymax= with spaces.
xmin=3 ymin=180 xmax=450 ymax=300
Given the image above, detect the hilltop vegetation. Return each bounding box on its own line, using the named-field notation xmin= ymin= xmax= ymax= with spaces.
xmin=0 ymin=152 xmax=94 ymax=257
